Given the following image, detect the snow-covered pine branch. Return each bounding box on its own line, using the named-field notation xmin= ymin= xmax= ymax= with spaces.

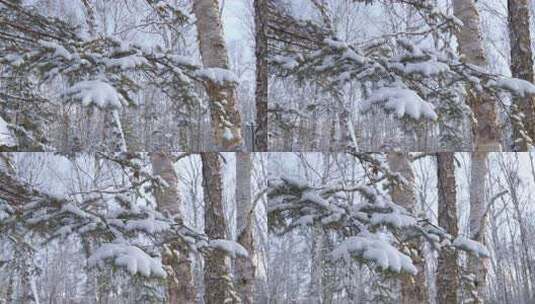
xmin=0 ymin=153 xmax=248 ymax=279
xmin=267 ymin=0 xmax=535 ymax=149
xmin=267 ymin=173 xmax=489 ymax=276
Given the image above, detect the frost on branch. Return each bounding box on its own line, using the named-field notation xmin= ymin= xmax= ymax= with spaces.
xmin=88 ymin=243 xmax=167 ymax=278
xmin=267 ymin=157 xmax=489 ymax=277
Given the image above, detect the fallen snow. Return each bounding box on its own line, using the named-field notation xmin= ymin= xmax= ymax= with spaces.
xmin=370 ymin=212 xmax=416 ymax=228
xmin=104 ymin=55 xmax=148 ymax=70
xmin=331 ymin=233 xmax=417 ymax=274
xmin=88 ymin=243 xmax=166 ymax=278
xmin=392 ymin=60 xmax=450 ymax=77
xmin=209 ymin=239 xmax=248 ymax=258
xmin=489 ymin=77 xmax=535 ymax=97
xmin=223 ymin=127 xmax=234 ymax=141
xmin=125 ymin=218 xmax=170 ymax=234
xmin=196 ymin=68 xmax=239 ymax=86
xmin=39 ymin=40 xmax=72 ymax=60
xmin=66 ymin=80 xmax=123 ymax=109
xmin=361 ymin=87 xmax=438 ymax=120
xmin=0 ymin=116 xmax=16 ymax=148
xmin=452 ymin=236 xmax=490 ymax=257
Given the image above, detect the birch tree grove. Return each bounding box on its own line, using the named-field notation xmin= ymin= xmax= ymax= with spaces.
xmin=3 ymin=0 xmax=535 ymax=303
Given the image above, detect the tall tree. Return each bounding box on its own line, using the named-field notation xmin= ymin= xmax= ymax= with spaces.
xmin=436 ymin=152 xmax=460 ymax=304
xmin=201 ymin=152 xmax=240 ymax=303
xmin=386 ymin=152 xmax=428 ymax=304
xmin=193 ymin=0 xmax=243 ymax=151
xmin=235 ymin=152 xmax=255 ymax=303
xmin=507 ymin=0 xmax=535 ymax=150
xmin=254 ymin=0 xmax=268 ymax=151
xmin=453 ymin=0 xmax=501 ymax=152
xmin=150 ymin=152 xmax=196 ymax=303
xmin=452 ymin=1 xmax=496 ymax=302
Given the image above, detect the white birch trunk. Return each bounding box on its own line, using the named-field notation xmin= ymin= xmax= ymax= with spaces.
xmin=193 ymin=0 xmax=243 ymax=151
xmin=236 ymin=152 xmax=255 ymax=304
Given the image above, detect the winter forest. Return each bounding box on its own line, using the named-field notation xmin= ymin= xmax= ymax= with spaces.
xmin=2 ymin=0 xmax=535 ymax=304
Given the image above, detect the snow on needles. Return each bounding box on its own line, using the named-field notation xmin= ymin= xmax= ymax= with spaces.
xmin=361 ymin=87 xmax=438 ymax=120
xmin=39 ymin=40 xmax=72 ymax=60
xmin=331 ymin=233 xmax=417 ymax=275
xmin=88 ymin=243 xmax=166 ymax=278
xmin=66 ymin=80 xmax=123 ymax=109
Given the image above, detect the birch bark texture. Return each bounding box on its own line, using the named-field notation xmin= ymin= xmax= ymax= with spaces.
xmin=150 ymin=152 xmax=197 ymax=303
xmin=508 ymin=0 xmax=535 ymax=150
xmin=193 ymin=0 xmax=243 ymax=151
xmin=201 ymin=152 xmax=240 ymax=304
xmin=436 ymin=152 xmax=460 ymax=304
xmin=235 ymin=152 xmax=255 ymax=303
xmin=452 ymin=1 xmax=495 ymax=302
xmin=386 ymin=152 xmax=428 ymax=304
xmin=452 ymin=0 xmax=501 ymax=151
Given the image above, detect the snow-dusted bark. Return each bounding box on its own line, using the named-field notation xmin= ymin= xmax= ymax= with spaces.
xmin=436 ymin=152 xmax=460 ymax=304
xmin=508 ymin=0 xmax=535 ymax=150
xmin=201 ymin=152 xmax=240 ymax=304
xmin=453 ymin=0 xmax=501 ymax=151
xmin=193 ymin=0 xmax=242 ymax=151
xmin=150 ymin=152 xmax=196 ymax=303
xmin=235 ymin=152 xmax=255 ymax=303
xmin=386 ymin=152 xmax=428 ymax=304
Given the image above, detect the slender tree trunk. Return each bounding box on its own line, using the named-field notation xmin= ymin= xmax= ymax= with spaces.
xmin=468 ymin=152 xmax=490 ymax=303
xmin=452 ymin=0 xmax=501 ymax=152
xmin=254 ymin=0 xmax=268 ymax=151
xmin=508 ymin=0 xmax=535 ymax=150
xmin=310 ymin=224 xmax=323 ymax=304
xmin=193 ymin=0 xmax=242 ymax=151
xmin=452 ymin=2 xmax=496 ymax=302
xmin=386 ymin=152 xmax=428 ymax=304
xmin=201 ymin=152 xmax=240 ymax=304
xmin=235 ymin=152 xmax=255 ymax=304
xmin=436 ymin=152 xmax=460 ymax=304
xmin=150 ymin=152 xmax=196 ymax=304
